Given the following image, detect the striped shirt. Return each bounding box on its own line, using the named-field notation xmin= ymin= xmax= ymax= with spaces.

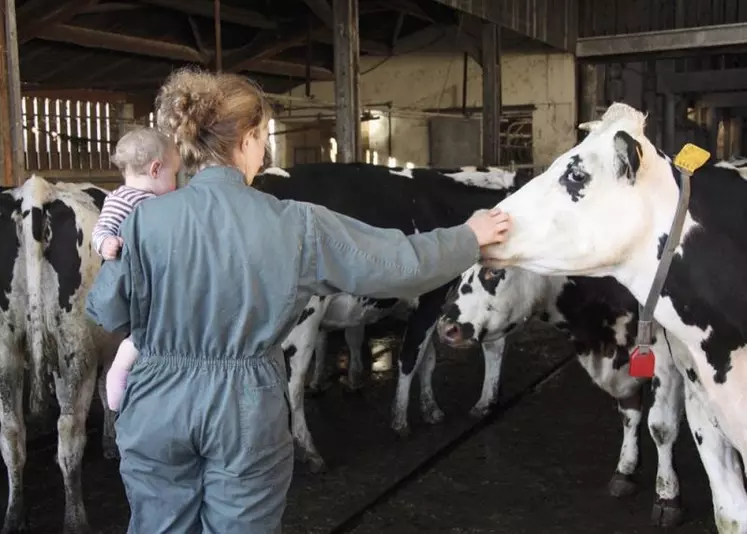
xmin=92 ymin=185 xmax=155 ymax=256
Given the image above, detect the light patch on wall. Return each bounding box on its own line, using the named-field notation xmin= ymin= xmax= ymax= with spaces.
xmin=405 ymin=162 xmax=414 ymax=169
xmin=388 ymin=156 xmax=397 ymax=167
xmin=268 ymin=119 xmax=277 ymax=162
xmin=372 ymin=151 xmax=379 ymax=165
xmin=330 ymin=138 xmax=337 ymax=162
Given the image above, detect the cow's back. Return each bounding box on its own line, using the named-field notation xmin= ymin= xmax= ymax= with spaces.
xmin=254 ymin=163 xmax=522 ymax=233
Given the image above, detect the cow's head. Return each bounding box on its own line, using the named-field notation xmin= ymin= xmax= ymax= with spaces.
xmin=437 ymin=264 xmax=543 ymax=348
xmin=482 ymin=103 xmax=671 ymax=277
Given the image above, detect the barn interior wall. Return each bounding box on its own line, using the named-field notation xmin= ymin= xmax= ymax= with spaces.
xmin=277 ymin=49 xmax=577 ymax=168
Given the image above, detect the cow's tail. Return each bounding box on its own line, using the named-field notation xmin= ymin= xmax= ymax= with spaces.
xmin=21 ymin=176 xmax=54 ymax=415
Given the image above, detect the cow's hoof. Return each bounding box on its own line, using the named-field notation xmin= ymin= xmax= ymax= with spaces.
xmin=102 ymin=436 xmax=120 ymax=460
xmin=422 ymin=408 xmax=444 ymax=425
xmin=391 ymin=423 xmax=410 ymax=438
xmin=308 ymin=458 xmax=327 ymax=474
xmin=102 ymin=444 xmax=120 ymax=460
xmin=651 ymin=497 xmax=684 ymax=528
xmin=608 ymin=472 xmax=637 ymax=498
xmin=469 ymin=404 xmax=493 ymax=419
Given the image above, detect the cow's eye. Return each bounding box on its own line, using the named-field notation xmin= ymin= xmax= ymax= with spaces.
xmin=567 ymin=168 xmax=589 ymax=183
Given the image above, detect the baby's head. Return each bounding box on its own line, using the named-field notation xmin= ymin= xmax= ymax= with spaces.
xmin=111 ymin=127 xmax=180 ymax=195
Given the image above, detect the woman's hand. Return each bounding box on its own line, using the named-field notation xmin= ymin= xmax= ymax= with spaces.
xmin=466 ymin=207 xmax=511 ymax=247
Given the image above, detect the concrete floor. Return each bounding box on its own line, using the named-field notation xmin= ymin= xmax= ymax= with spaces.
xmin=0 ymin=321 xmax=717 ymax=533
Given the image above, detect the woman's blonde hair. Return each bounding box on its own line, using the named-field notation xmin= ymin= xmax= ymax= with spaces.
xmin=155 ymin=67 xmax=272 ymax=173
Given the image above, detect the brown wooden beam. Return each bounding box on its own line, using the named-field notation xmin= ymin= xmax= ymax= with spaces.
xmin=377 ymin=0 xmax=433 ymax=22
xmin=311 ymin=29 xmax=389 ymax=55
xmin=392 ymin=24 xmax=447 ymax=54
xmin=223 ymin=30 xmax=308 ymax=73
xmin=302 ymin=0 xmax=334 ymax=28
xmin=138 ymin=0 xmax=276 ymax=30
xmin=242 ymin=59 xmax=334 ymax=80
xmin=82 ymin=2 xmax=143 ymax=13
xmin=36 ymin=24 xmax=207 ymax=63
xmin=17 ymin=0 xmax=99 ymax=44
xmin=658 ymin=68 xmax=747 ymax=94
xmin=21 ymin=87 xmax=132 ymax=102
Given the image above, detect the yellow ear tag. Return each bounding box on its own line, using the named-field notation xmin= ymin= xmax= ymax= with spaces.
xmin=674 ymin=143 xmax=710 ymax=175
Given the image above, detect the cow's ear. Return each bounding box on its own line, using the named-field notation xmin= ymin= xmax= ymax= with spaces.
xmin=613 ymin=130 xmax=642 ymax=184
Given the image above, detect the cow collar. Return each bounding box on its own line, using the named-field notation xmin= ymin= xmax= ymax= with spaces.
xmin=629 ymin=143 xmax=710 ymax=378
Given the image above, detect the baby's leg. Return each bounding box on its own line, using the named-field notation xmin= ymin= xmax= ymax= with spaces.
xmin=106 ymin=337 xmax=139 ymax=411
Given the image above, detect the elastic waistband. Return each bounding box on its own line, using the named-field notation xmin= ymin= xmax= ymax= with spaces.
xmin=136 ymin=350 xmax=285 ymax=370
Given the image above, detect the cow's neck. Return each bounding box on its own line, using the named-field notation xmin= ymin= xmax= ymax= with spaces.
xmin=614 ymin=155 xmax=699 ymax=341
xmin=618 ymin=155 xmax=747 ymax=360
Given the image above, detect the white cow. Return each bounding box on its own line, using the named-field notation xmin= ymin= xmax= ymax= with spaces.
xmin=0 ymin=176 xmax=119 ymax=533
xmin=481 ymin=102 xmax=747 ymax=534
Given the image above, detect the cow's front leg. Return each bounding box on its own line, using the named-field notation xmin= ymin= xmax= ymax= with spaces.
xmin=469 ymin=337 xmax=506 ymax=418
xmin=607 ymin=388 xmax=643 ymax=497
xmin=685 ymin=381 xmax=747 ymax=534
xmin=647 ymin=333 xmax=685 ymax=527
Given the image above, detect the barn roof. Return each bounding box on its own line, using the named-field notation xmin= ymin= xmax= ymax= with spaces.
xmin=17 ymin=0 xmax=545 ymax=99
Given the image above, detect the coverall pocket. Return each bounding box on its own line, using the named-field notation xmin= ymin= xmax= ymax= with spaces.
xmin=236 ymin=383 xmax=292 ymax=455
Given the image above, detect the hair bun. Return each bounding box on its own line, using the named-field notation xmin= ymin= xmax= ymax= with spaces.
xmin=155 ymin=68 xmax=222 ymax=145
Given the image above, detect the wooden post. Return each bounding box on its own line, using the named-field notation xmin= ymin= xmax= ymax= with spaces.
xmin=643 ymin=60 xmax=658 ymax=143
xmin=461 ymin=51 xmax=468 ymax=116
xmin=333 ymin=0 xmax=360 ymax=163
xmin=663 ymin=93 xmax=676 ymax=156
xmin=1 ymin=0 xmax=24 ymax=186
xmin=213 ymin=0 xmax=222 ymax=72
xmin=481 ymin=21 xmax=501 ymax=166
xmin=732 ymin=115 xmax=743 ymax=157
xmin=579 ymin=63 xmax=599 ymax=125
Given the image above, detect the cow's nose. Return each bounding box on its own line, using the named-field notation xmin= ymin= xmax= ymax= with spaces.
xmin=437 ymin=317 xmax=463 ymax=345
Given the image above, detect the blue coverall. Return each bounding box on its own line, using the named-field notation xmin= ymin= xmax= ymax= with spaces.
xmin=85 ymin=166 xmax=481 ymax=534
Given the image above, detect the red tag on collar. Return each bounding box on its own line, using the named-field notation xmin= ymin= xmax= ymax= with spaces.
xmin=629 ymin=347 xmax=655 ymax=378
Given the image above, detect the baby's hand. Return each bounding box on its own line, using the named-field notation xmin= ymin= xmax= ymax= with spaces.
xmin=101 ymin=237 xmax=124 ymax=260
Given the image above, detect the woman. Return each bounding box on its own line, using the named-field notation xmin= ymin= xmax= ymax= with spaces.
xmin=86 ymin=67 xmax=511 ymax=534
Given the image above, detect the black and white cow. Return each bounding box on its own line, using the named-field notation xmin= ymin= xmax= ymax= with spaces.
xmin=254 ymin=163 xmax=530 ymax=471
xmin=0 ymin=176 xmax=119 ymax=533
xmin=436 ymin=265 xmax=686 ymax=526
xmin=481 ymin=102 xmax=747 ymax=533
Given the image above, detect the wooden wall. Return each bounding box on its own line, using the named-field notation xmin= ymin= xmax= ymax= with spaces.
xmin=579 ymin=0 xmax=747 ymax=37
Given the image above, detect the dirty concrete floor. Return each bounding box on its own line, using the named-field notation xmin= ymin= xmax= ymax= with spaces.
xmin=0 ymin=321 xmax=717 ymax=533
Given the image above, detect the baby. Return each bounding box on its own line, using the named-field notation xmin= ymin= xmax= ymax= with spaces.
xmin=92 ymin=126 xmax=180 ymax=411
